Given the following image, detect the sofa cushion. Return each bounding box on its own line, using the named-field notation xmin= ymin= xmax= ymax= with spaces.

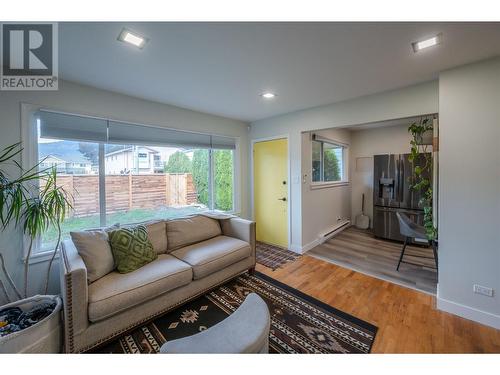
xmin=170 ymin=235 xmax=251 ymax=280
xmin=109 ymin=225 xmax=158 ymax=273
xmin=145 ymin=220 xmax=168 ymax=254
xmin=70 ymin=224 xmax=119 ymax=284
xmin=167 ymin=215 xmax=222 ymax=251
xmin=88 ymin=254 xmax=192 ymax=322
xmin=124 ymin=220 xmax=168 ymax=255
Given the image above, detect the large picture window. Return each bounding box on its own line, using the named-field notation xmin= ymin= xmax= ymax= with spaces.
xmin=312 ymin=137 xmax=347 ymax=184
xmin=35 ymin=110 xmax=236 ymax=253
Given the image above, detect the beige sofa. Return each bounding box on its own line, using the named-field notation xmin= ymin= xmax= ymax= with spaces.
xmin=60 ymin=215 xmax=256 ymax=353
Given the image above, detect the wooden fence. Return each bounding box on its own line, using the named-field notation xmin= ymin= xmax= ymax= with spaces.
xmin=45 ymin=173 xmax=198 ymax=217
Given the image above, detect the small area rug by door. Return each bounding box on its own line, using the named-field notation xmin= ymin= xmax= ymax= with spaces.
xmin=90 ymin=271 xmax=377 ymax=354
xmin=256 ymin=241 xmax=301 ymax=270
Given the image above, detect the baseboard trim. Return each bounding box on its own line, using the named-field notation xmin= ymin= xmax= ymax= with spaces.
xmin=288 ymin=243 xmax=303 ymax=254
xmin=289 ymin=240 xmax=320 ymax=254
xmin=293 ymin=222 xmax=352 ymax=255
xmin=436 ymin=294 xmax=500 ymax=329
xmin=301 ymin=239 xmax=320 ymax=253
xmin=318 ymin=220 xmax=351 ymax=244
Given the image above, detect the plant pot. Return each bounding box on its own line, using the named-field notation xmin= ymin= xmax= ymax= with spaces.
xmin=0 ymin=295 xmax=62 ymax=353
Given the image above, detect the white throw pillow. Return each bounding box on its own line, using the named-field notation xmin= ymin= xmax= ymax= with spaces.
xmin=70 ymin=224 xmax=119 ymax=283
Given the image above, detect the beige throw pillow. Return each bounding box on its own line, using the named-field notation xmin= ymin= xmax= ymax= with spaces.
xmin=123 ymin=220 xmax=168 ymax=254
xmin=70 ymin=224 xmax=118 ymax=283
xmin=166 ymin=215 xmax=222 ymax=251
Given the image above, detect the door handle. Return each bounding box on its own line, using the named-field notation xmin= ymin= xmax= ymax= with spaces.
xmin=278 ymin=197 xmax=287 ymax=202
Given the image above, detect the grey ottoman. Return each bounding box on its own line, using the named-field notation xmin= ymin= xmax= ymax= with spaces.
xmin=160 ymin=293 xmax=270 ymax=353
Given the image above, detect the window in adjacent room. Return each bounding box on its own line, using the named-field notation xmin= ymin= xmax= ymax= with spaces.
xmin=311 ymin=138 xmax=347 ymax=184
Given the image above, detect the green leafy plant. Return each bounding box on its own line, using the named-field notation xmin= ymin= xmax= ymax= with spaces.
xmin=164 ymin=151 xmax=192 ymax=174
xmin=213 ymin=150 xmax=233 ymax=211
xmin=39 ymin=169 xmax=73 ymax=295
xmin=408 ymin=119 xmax=437 ymax=240
xmin=191 ymin=149 xmax=234 ymax=211
xmin=323 ymin=149 xmax=341 ymax=182
xmin=192 ymin=149 xmax=209 ymax=206
xmin=0 ymin=143 xmax=43 ymax=301
xmin=0 ymin=143 xmax=72 ymax=302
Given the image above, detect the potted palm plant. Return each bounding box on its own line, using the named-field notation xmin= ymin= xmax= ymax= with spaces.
xmin=0 ymin=143 xmax=72 ymax=353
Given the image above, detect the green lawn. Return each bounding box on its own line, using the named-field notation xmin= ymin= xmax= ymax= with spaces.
xmin=40 ymin=206 xmax=206 ymax=251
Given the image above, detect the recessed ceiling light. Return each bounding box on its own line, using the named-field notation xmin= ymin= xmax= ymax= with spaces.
xmin=261 ymin=92 xmax=276 ymax=99
xmin=412 ymin=33 xmax=442 ymax=52
xmin=118 ymin=28 xmax=148 ymax=49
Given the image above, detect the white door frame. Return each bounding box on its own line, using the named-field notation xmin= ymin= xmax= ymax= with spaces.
xmin=250 ymin=134 xmax=292 ymax=248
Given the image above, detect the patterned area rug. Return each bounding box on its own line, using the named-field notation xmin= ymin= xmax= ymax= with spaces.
xmin=90 ymin=272 xmax=377 ymax=354
xmin=256 ymin=241 xmax=301 ymax=270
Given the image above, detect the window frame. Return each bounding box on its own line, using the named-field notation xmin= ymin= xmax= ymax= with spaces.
xmin=311 ymin=138 xmax=349 ymax=189
xmin=21 ymin=104 xmax=240 ymax=261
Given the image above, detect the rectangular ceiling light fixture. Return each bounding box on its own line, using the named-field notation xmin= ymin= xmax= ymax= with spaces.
xmin=118 ymin=28 xmax=148 ymax=49
xmin=412 ymin=33 xmax=442 ymax=52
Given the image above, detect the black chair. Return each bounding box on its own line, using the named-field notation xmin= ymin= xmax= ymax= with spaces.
xmin=395 ymin=212 xmax=438 ymax=271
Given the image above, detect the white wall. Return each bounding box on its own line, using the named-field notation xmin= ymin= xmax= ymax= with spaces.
xmin=349 ymin=124 xmax=413 ymax=225
xmin=0 ymin=80 xmax=249 ymax=305
xmin=301 ymin=128 xmax=351 ymax=248
xmin=437 ymin=57 xmax=500 ymax=328
xmin=250 ymin=81 xmax=439 ymax=252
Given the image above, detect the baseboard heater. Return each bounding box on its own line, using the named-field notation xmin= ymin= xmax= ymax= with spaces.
xmin=318 ymin=220 xmax=351 ymax=244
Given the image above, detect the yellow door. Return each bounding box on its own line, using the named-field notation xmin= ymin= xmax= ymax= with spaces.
xmin=253 ymin=138 xmax=288 ymax=248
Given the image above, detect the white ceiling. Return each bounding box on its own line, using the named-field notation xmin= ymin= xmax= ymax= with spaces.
xmin=59 ymin=22 xmax=500 ymax=122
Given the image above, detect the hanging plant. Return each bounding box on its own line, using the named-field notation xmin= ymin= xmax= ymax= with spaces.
xmin=408 ymin=118 xmax=437 ymax=241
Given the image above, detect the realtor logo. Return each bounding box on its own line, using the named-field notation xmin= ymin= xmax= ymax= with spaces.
xmin=1 ymin=23 xmax=58 ymax=90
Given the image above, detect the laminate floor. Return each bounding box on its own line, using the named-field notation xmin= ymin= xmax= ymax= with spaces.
xmin=307 ymin=227 xmax=438 ymax=294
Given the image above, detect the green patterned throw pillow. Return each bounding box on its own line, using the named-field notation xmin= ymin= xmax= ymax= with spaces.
xmin=109 ymin=225 xmax=158 ymax=273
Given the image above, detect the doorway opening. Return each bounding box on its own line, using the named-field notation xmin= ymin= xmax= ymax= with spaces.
xmin=305 ymin=115 xmax=439 ymax=294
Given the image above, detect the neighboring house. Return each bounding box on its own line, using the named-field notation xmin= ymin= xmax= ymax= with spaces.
xmin=66 ymin=160 xmax=93 ymax=175
xmin=105 ymin=146 xmax=164 ymax=174
xmin=39 ymin=154 xmax=92 ymax=174
xmin=39 ymin=141 xmax=94 ymax=175
xmin=39 ymin=155 xmax=66 ymax=173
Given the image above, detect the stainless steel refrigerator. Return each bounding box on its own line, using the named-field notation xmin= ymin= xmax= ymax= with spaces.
xmin=373 ymin=153 xmax=431 ymax=243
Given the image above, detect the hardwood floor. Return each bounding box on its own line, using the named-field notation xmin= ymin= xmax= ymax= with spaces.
xmin=256 ymin=256 xmax=500 ymax=353
xmin=308 ymin=227 xmax=438 ymax=294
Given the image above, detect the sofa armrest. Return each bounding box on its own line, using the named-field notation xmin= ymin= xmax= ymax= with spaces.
xmin=60 ymin=239 xmax=89 ymax=352
xmin=220 ymin=218 xmax=256 ymax=259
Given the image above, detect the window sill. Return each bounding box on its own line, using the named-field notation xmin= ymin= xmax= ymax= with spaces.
xmin=24 ymin=250 xmax=59 ymax=265
xmin=310 ymin=181 xmax=349 ymax=190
